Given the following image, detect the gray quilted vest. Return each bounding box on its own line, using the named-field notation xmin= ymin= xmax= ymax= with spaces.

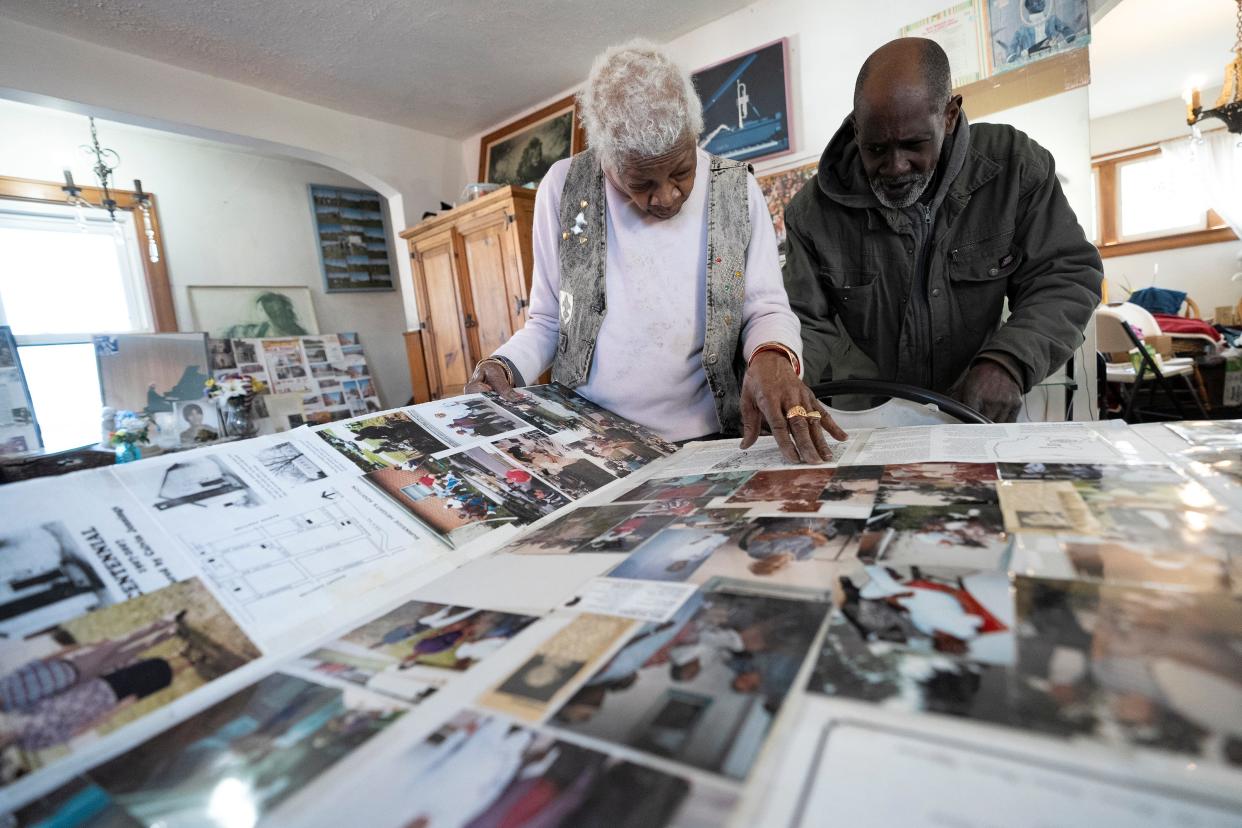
xmin=551 ymin=148 xmax=751 ymax=435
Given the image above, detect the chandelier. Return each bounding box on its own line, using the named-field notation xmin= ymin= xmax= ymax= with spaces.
xmin=1186 ymin=0 xmax=1242 ymax=134
xmin=59 ymin=116 xmax=160 ymax=263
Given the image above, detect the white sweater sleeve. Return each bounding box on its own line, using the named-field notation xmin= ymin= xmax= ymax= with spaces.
xmin=491 ymin=162 xmax=567 ymax=384
xmin=739 ymin=172 xmax=804 ymax=372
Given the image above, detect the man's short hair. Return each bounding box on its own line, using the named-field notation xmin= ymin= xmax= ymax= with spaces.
xmin=854 ymin=39 xmax=953 ymax=113
xmin=183 ymin=403 xmax=202 ymax=416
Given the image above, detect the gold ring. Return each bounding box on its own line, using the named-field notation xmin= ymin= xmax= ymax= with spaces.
xmin=804 ymin=410 xmax=823 ymax=420
xmin=785 ymin=405 xmax=810 ymax=419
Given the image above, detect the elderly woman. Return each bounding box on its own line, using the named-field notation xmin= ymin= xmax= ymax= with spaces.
xmin=466 ymin=40 xmax=843 ymax=463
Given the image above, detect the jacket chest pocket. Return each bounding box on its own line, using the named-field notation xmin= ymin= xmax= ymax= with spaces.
xmin=821 ymin=268 xmax=879 ymax=343
xmin=948 ymin=231 xmax=1021 ymax=284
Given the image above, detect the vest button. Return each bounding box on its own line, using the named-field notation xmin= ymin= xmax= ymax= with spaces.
xmin=715 ymin=388 xmax=726 ymax=397
xmin=932 ymin=288 xmax=941 ymax=298
xmin=988 ymin=267 xmax=999 ymax=276
xmin=706 ymin=354 xmax=718 ymax=365
xmin=562 ymin=231 xmax=570 ymax=240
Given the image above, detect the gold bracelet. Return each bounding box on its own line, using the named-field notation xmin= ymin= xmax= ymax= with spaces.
xmin=749 ymin=342 xmax=800 ymax=375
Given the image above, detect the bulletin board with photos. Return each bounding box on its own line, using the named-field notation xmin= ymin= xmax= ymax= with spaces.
xmin=0 ymin=325 xmax=41 ymax=455
xmin=209 ymin=332 xmax=380 ymax=431
xmin=3 ymin=382 xmax=1241 ymax=825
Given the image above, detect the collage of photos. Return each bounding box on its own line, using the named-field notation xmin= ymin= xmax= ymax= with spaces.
xmin=995 ymin=460 xmax=1242 ymax=554
xmin=0 ymin=324 xmax=41 ymax=454
xmin=305 ymin=387 xmax=678 ymax=552
xmin=506 ymin=384 xmax=678 ymax=477
xmin=805 ymin=569 xmax=1242 ymax=772
xmin=6 ymin=376 xmax=1242 ymax=826
xmin=210 ymin=332 xmax=379 ymax=430
xmin=293 ymin=599 xmax=538 ymax=703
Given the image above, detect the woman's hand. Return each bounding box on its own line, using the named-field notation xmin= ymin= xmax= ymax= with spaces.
xmin=464 ymin=359 xmax=521 ymax=400
xmin=740 ymin=351 xmax=847 ymax=464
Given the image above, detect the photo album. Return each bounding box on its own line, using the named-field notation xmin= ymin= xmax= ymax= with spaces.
xmin=2 ymin=389 xmax=1241 ymax=828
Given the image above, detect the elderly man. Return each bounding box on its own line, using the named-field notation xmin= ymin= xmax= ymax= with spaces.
xmin=466 ymin=40 xmax=843 ymax=462
xmin=784 ymin=38 xmax=1102 ymax=422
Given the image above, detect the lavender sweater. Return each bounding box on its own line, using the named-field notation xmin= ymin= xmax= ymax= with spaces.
xmin=493 ymin=150 xmax=803 ymax=442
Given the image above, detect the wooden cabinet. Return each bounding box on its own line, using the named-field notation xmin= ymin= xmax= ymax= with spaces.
xmin=401 ymin=186 xmax=536 ymax=401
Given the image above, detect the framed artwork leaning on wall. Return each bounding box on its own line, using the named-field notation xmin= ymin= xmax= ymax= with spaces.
xmin=188 ymin=285 xmax=320 ymax=339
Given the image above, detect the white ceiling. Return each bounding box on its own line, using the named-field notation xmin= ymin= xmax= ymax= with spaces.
xmin=0 ymin=0 xmax=752 ymax=137
xmin=1090 ymin=0 xmax=1239 ymax=118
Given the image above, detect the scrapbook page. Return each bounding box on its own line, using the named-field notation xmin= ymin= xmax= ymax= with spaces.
xmin=3 ymin=400 xmax=1241 ymax=825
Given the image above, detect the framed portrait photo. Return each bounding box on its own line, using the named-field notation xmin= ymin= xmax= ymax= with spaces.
xmin=693 ymin=37 xmax=795 ymax=164
xmin=478 ymin=94 xmax=587 ymax=187
xmin=309 ymin=184 xmax=395 ymax=293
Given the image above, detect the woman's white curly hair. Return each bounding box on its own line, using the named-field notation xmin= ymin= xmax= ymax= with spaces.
xmin=577 ymin=39 xmax=703 ymax=170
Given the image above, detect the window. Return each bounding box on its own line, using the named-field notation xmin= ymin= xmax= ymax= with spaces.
xmin=1092 ymin=140 xmax=1237 ymax=258
xmin=0 ymin=201 xmax=153 ymax=450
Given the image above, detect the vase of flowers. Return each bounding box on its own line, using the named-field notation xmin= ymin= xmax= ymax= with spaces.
xmin=109 ymin=411 xmax=151 ymax=463
xmin=206 ymin=374 xmax=268 ymax=439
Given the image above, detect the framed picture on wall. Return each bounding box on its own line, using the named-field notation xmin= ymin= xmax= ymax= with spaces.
xmin=188 ymin=285 xmax=320 ymax=339
xmin=309 ymin=184 xmax=395 ymax=292
xmin=756 ymin=158 xmax=819 ymax=261
xmin=986 ymin=0 xmax=1090 ymax=76
xmin=693 ymin=38 xmax=794 ymax=164
xmin=478 ymin=94 xmax=587 ymax=187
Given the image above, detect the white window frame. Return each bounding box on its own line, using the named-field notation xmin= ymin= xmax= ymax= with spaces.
xmin=0 ymin=199 xmax=154 ymax=346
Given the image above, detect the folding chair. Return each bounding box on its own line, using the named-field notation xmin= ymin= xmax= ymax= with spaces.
xmin=1095 ymin=309 xmax=1207 ymax=422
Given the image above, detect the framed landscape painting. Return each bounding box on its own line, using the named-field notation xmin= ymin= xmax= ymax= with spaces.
xmin=479 ymin=94 xmax=587 ymax=187
xmin=310 ymin=185 xmax=395 ymax=292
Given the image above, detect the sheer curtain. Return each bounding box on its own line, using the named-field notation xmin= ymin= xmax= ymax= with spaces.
xmin=1161 ymin=130 xmax=1242 ymax=236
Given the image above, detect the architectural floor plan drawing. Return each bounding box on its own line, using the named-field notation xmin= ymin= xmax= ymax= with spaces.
xmin=187 ymin=498 xmax=394 ymax=625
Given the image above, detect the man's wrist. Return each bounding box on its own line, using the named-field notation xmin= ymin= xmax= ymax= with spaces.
xmin=974 ymin=352 xmax=1023 ymax=388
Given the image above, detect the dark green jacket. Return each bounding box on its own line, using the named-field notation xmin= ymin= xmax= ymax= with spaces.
xmin=784 ymin=112 xmax=1103 ymax=394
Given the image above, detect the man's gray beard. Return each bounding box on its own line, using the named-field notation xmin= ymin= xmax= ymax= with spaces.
xmin=870 ymin=171 xmax=934 ymax=209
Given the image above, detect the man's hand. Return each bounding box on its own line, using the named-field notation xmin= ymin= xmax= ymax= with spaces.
xmin=464 ymin=359 xmax=521 ymax=401
xmin=740 ymin=351 xmax=848 ymax=464
xmin=955 ymin=361 xmax=1023 ymax=423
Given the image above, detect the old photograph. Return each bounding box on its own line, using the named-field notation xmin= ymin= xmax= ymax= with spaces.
xmin=492 ymin=429 xmax=617 ymax=499
xmin=315 ymin=410 xmax=448 ymax=473
xmin=505 ymin=504 xmax=644 ymax=555
xmin=0 ymin=578 xmax=260 ymax=782
xmin=297 ymin=600 xmax=537 ymax=702
xmin=551 ymin=585 xmax=829 ymax=778
xmin=858 ymin=505 xmax=1011 ymax=569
